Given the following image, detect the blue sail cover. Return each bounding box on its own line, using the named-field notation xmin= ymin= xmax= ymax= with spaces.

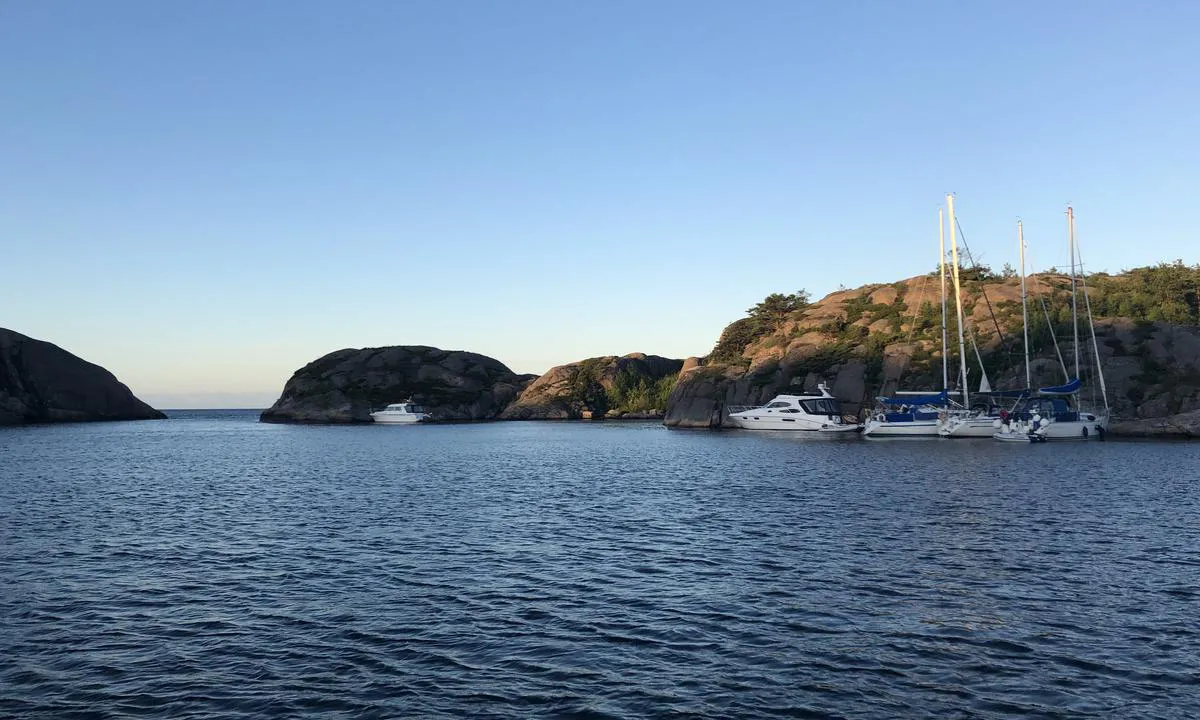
xmin=878 ymin=391 xmax=948 ymax=406
xmin=1038 ymin=378 xmax=1082 ymax=395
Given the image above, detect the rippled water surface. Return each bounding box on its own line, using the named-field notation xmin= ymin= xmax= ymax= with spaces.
xmin=3 ymin=411 xmax=1199 ymax=718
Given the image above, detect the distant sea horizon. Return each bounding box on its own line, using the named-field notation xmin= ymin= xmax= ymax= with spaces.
xmin=141 ymin=392 xmax=278 ymax=411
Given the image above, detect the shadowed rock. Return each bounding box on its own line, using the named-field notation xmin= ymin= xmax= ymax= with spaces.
xmin=0 ymin=328 xmax=165 ymax=425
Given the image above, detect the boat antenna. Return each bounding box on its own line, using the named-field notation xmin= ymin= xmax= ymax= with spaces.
xmin=1068 ymin=206 xmax=1080 ymax=380
xmin=948 ymin=194 xmax=969 ymax=408
xmin=939 ymin=207 xmax=949 ymax=392
xmin=1019 ymin=220 xmax=1031 ymax=388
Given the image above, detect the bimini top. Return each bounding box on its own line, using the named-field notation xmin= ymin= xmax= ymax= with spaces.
xmin=1038 ymin=378 xmax=1081 ymax=395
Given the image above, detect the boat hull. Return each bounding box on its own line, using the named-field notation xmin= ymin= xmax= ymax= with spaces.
xmin=862 ymin=419 xmax=940 ymax=437
xmin=370 ymin=413 xmax=428 ymax=424
xmin=939 ymin=416 xmax=1000 ymax=438
xmin=728 ymin=415 xmax=859 ymax=432
xmin=993 ymin=413 xmax=1109 ymax=441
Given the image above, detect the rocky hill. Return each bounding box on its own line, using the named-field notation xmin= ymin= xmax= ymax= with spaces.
xmin=0 ymin=328 xmax=166 ymax=425
xmin=260 ymin=346 xmax=535 ymax=423
xmin=664 ymin=262 xmax=1200 ymax=437
xmin=500 ymin=353 xmax=682 ymax=419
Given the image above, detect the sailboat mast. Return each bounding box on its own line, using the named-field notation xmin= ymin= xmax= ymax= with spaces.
xmin=948 ymin=194 xmax=969 ymax=408
xmin=1068 ymin=206 xmax=1079 ymax=380
xmin=939 ymin=207 xmax=949 ymax=392
xmin=1019 ymin=220 xmax=1031 ymax=388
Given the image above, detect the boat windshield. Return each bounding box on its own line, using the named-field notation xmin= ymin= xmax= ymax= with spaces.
xmin=800 ymin=398 xmax=841 ymax=415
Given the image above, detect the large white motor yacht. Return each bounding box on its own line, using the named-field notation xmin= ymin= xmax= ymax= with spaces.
xmin=370 ymin=401 xmax=430 ymax=424
xmin=726 ymin=383 xmax=860 ymax=432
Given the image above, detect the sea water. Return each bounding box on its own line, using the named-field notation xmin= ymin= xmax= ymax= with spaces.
xmin=2 ymin=411 xmax=1198 ymax=718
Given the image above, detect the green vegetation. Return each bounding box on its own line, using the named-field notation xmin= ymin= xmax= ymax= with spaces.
xmin=1087 ymin=261 xmax=1200 ymax=324
xmin=747 ymin=291 xmax=811 ymax=333
xmin=562 ymin=359 xmax=679 ymax=416
xmin=711 ymin=289 xmax=812 ymax=364
xmin=607 ymin=368 xmax=677 ymax=413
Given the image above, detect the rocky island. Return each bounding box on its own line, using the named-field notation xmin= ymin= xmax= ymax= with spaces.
xmin=0 ymin=328 xmax=166 ymax=425
xmin=260 ymin=345 xmax=536 ymax=423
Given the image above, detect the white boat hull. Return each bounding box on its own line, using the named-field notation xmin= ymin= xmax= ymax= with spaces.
xmin=938 ymin=416 xmax=1000 ymax=438
xmin=370 ymin=412 xmax=428 ymax=424
xmin=993 ymin=413 xmax=1109 ymax=441
xmin=862 ymin=419 xmax=941 ymax=437
xmin=728 ymin=415 xmax=859 ymax=432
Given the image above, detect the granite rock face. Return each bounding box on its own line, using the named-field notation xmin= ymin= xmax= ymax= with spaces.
xmin=663 ymin=273 xmax=1200 ymax=436
xmin=500 ymin=353 xmax=683 ymax=420
xmin=0 ymin=328 xmax=165 ymax=425
xmin=260 ymin=345 xmax=535 ymax=424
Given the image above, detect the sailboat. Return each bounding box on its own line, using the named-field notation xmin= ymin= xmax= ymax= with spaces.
xmin=862 ymin=198 xmax=956 ymax=437
xmin=939 ymin=218 xmax=1031 ymax=437
xmin=994 ymin=207 xmax=1110 ymax=442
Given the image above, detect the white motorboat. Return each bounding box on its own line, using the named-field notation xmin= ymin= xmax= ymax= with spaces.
xmin=727 ymin=383 xmax=860 ymax=432
xmin=370 ymin=401 xmax=430 ymax=424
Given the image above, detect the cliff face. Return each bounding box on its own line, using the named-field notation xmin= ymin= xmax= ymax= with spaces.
xmin=260 ymin=345 xmax=535 ymax=424
xmin=500 ymin=353 xmax=682 ymax=420
xmin=0 ymin=328 xmax=166 ymax=425
xmin=664 ymin=270 xmax=1200 ymax=436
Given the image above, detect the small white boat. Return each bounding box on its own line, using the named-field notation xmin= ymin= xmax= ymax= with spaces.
xmin=370 ymin=401 xmax=430 ymax=424
xmin=727 ymin=383 xmax=860 ymax=432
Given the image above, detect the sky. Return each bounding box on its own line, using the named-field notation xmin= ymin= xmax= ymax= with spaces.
xmin=2 ymin=1 xmax=1198 ymax=408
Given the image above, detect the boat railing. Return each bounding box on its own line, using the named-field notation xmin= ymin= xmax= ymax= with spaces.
xmin=726 ymin=405 xmax=764 ymax=414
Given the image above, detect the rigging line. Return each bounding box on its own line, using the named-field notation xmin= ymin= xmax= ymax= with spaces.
xmin=889 ymin=273 xmax=931 ymax=387
xmin=1026 ymin=257 xmax=1071 ymax=383
xmin=953 ymin=216 xmax=1015 ymax=360
xmin=1022 ymin=243 xmax=1070 ymax=382
xmin=1075 ymin=249 xmax=1110 ymax=411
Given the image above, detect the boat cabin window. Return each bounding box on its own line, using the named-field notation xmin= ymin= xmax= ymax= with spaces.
xmin=766 ymin=401 xmax=791 ymax=408
xmin=800 ymin=399 xmax=841 ymax=415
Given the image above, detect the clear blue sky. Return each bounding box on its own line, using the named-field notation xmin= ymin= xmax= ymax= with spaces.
xmin=3 ymin=1 xmax=1197 ymax=408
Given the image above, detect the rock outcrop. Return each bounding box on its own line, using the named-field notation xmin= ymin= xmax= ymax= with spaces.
xmin=260 ymin=345 xmax=535 ymax=424
xmin=500 ymin=353 xmax=682 ymax=420
xmin=0 ymin=328 xmax=166 ymax=425
xmin=664 ymin=269 xmax=1200 ymax=436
